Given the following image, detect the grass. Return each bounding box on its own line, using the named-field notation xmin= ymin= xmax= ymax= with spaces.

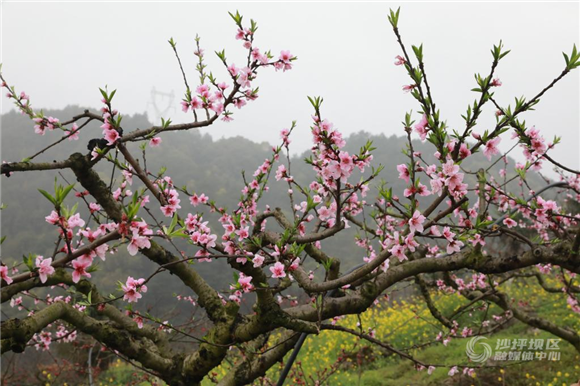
xmin=207 ymin=278 xmax=580 ymax=385
xmin=50 ymin=278 xmax=580 ymax=386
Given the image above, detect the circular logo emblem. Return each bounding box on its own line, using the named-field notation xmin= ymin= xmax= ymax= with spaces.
xmin=466 ymin=336 xmax=492 ymax=363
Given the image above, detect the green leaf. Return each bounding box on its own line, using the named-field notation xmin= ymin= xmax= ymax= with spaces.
xmin=99 ymin=88 xmax=109 ymax=102
xmin=38 ymin=189 xmax=57 ymax=206
xmin=168 ymin=213 xmax=179 ymax=234
xmin=59 ymin=183 xmax=76 ymax=203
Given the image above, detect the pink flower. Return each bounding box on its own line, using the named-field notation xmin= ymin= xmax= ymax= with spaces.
xmin=414 ymin=114 xmax=429 ymax=141
xmin=430 ymin=178 xmax=444 ymax=195
xmin=104 ymin=129 xmax=120 ymax=146
xmin=1 ymin=265 xmax=13 ymax=285
xmin=483 ymin=137 xmax=501 ymax=161
xmin=253 ymin=254 xmax=265 ymax=267
xmin=408 ymin=210 xmax=426 ymax=234
xmin=235 ymin=226 xmax=249 ymax=241
xmin=446 ymin=239 xmax=464 ymax=254
xmin=149 ymin=137 xmax=162 ymax=147
xmin=275 ymin=164 xmax=287 ymax=181
xmin=140 ymin=195 xmax=150 ymax=207
xmin=490 ymin=77 xmax=502 ymax=87
xmin=127 ymin=232 xmax=151 ymax=256
xmin=397 ymin=164 xmax=410 ymax=183
xmin=503 ymin=218 xmax=517 ymax=228
xmin=160 ymin=205 xmax=177 ymax=217
xmin=228 ymin=63 xmax=238 ymax=77
xmin=442 ymin=226 xmax=455 ymax=242
xmin=279 ymin=50 xmax=293 ymax=63
xmin=458 ymin=143 xmax=471 ymax=159
xmin=389 ymin=244 xmax=407 ymax=262
xmin=238 ymin=273 xmax=254 ymax=293
xmin=402 ymin=84 xmax=416 ymax=93
xmin=190 ymin=193 xmax=208 ymax=207
xmin=470 ymin=234 xmax=486 ymax=247
xmin=289 ymin=257 xmax=300 ymax=271
xmin=91 ymin=148 xmax=101 ymax=161
xmin=133 ymin=314 xmax=144 ymax=329
xmin=67 ymin=124 xmax=80 ymax=141
xmin=270 ymin=262 xmax=286 ymax=279
xmin=67 ymin=213 xmax=85 ymax=229
xmin=394 ymin=55 xmax=406 ymax=66
xmin=71 ymin=259 xmax=91 ymax=283
xmin=122 ymin=276 xmax=147 ymax=303
xmin=89 ymin=203 xmax=102 ymax=213
xmin=36 ymin=256 xmax=55 ymax=283
xmin=442 ymin=159 xmax=459 ymax=177
xmin=45 ymin=210 xmax=61 ymax=225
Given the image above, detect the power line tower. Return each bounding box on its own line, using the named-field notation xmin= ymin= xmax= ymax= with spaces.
xmin=146 ymin=87 xmax=176 ymax=123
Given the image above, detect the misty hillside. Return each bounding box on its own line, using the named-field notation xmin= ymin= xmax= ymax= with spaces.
xmin=0 ymin=106 xmax=545 ymax=316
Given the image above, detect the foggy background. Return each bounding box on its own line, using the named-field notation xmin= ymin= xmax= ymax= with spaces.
xmin=1 ymin=2 xmax=579 ymax=174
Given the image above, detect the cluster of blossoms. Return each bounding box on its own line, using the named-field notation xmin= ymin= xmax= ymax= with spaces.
xmin=122 ymin=276 xmax=148 ymax=303
xmin=516 ymin=126 xmax=552 ymax=171
xmin=45 ymin=210 xmax=92 ymax=282
xmin=178 ymin=22 xmax=294 ymax=124
xmin=100 ymin=104 xmax=121 ymax=146
xmin=492 ymin=186 xmax=566 ymax=241
xmin=181 ymin=83 xmax=228 ymax=116
xmin=454 ymin=273 xmax=489 ymax=291
xmin=29 ymin=318 xmax=78 ymax=351
xmin=33 ymin=331 xmax=52 ymax=351
xmin=220 ymin=211 xmax=253 ymax=259
xmin=309 ymin=117 xmax=372 ymax=195
xmin=112 ymin=169 xmax=138 ymax=203
xmin=234 ymin=26 xmax=293 ymax=72
xmin=176 ymin=294 xmax=197 ymax=306
xmin=126 ymin=219 xmax=153 ymax=256
xmin=3 ymin=82 xmax=29 ymax=108
xmin=33 ymin=116 xmax=60 ymax=136
xmin=160 ymin=186 xmax=182 ymax=217
xmin=10 ymin=296 xmax=24 ymax=310
xmin=211 ymin=144 xmax=285 ymax=271
xmin=44 ymin=208 xmax=120 ymax=282
xmin=427 ymin=159 xmax=468 ymax=200
xmin=55 ymin=324 xmax=77 ymax=343
xmin=185 ymin=213 xmax=218 ymax=261
xmin=447 ymin=366 xmax=475 ymax=378
xmin=229 ymin=273 xmax=254 ymax=303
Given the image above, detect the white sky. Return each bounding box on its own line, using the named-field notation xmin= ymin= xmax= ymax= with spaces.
xmin=1 ymin=1 xmax=579 ymax=175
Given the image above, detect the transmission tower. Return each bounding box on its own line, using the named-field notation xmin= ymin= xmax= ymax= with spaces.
xmin=146 ymin=87 xmax=176 ymax=123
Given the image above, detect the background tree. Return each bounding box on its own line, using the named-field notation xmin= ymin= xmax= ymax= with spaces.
xmin=1 ymin=9 xmax=580 ymax=386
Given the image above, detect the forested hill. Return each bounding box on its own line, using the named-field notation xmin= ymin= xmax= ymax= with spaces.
xmin=1 ymin=107 xmax=544 ymax=313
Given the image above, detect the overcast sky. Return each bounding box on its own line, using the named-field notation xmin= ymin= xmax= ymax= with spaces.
xmin=1 ymin=2 xmax=579 ymax=175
